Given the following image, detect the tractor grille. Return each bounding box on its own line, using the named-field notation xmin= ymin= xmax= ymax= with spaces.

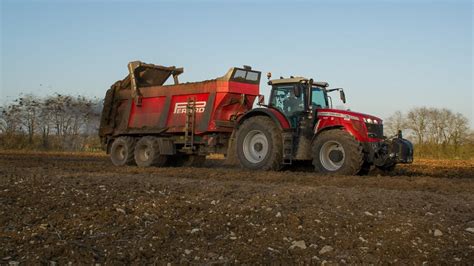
xmin=365 ymin=123 xmax=383 ymax=139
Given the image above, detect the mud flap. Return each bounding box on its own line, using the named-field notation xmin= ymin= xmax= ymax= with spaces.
xmin=157 ymin=138 xmax=176 ymax=155
xmin=282 ymin=131 xmax=293 ymax=165
xmin=224 ymin=131 xmax=239 ymax=166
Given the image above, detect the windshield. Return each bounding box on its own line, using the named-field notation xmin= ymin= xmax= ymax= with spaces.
xmin=270 ymin=85 xmax=305 ymax=118
xmin=311 ymin=86 xmax=328 ymax=108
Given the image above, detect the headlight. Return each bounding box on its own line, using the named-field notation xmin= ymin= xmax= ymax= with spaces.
xmin=363 ymin=117 xmax=380 ymax=124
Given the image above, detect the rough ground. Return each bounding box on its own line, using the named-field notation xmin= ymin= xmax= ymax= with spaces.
xmin=0 ymin=151 xmax=473 ymax=264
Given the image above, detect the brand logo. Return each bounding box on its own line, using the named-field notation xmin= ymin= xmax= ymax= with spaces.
xmin=173 ymin=101 xmax=207 ymax=114
xmin=317 ymin=111 xmax=359 ymax=121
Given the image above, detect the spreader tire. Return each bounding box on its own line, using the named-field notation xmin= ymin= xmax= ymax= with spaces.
xmin=134 ymin=136 xmax=168 ymax=167
xmin=110 ymin=136 xmax=136 ymax=166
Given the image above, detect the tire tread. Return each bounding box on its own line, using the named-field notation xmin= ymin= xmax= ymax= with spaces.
xmin=312 ymin=129 xmax=363 ymax=175
xmin=236 ymin=116 xmax=283 ymax=171
xmin=134 ymin=136 xmax=168 ymax=167
xmin=110 ymin=136 xmax=136 ymax=166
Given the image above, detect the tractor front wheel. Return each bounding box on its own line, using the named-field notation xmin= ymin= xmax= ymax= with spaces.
xmin=312 ymin=129 xmax=363 ymax=175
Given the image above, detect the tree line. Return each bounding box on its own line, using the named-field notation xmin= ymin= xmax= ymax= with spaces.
xmin=0 ymin=94 xmax=472 ymax=158
xmin=0 ymin=94 xmax=102 ymax=151
xmin=385 ymin=107 xmax=473 ymax=158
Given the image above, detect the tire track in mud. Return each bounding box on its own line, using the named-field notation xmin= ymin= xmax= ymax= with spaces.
xmin=0 ymin=152 xmax=473 ymax=264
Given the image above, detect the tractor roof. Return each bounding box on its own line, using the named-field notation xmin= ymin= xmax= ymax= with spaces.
xmin=269 ymin=77 xmax=329 ymax=87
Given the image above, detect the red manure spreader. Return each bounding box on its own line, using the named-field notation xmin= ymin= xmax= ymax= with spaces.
xmin=99 ymin=61 xmax=413 ymax=175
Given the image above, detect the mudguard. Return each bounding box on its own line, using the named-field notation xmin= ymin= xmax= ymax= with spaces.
xmin=236 ymin=108 xmax=291 ymax=130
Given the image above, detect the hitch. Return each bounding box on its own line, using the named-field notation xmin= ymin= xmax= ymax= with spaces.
xmin=390 ymin=130 xmax=414 ymax=164
xmin=373 ymin=131 xmax=414 ymax=168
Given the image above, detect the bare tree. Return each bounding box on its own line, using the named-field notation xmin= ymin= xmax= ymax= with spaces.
xmin=384 ymin=111 xmax=406 ymax=137
xmin=16 ymin=94 xmax=42 ymax=144
xmin=426 ymin=108 xmax=452 ymax=145
xmin=465 ymin=130 xmax=474 ymax=145
xmin=406 ymin=107 xmax=430 ymax=144
xmin=38 ymin=99 xmax=54 ymax=149
xmin=0 ymin=93 xmax=103 ymax=150
xmin=0 ymin=104 xmax=23 ymax=135
xmin=446 ymin=113 xmax=469 ymax=152
xmin=388 ymin=107 xmax=471 ymax=157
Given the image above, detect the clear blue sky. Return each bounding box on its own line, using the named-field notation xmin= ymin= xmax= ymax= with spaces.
xmin=1 ymin=0 xmax=472 ymax=125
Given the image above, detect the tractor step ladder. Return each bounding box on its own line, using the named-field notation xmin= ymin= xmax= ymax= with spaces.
xmin=183 ymin=98 xmax=196 ymax=152
xmin=282 ymin=133 xmax=293 ymax=165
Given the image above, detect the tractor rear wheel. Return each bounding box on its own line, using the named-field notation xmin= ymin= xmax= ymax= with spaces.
xmin=312 ymin=129 xmax=363 ymax=175
xmin=236 ymin=116 xmax=283 ymax=171
xmin=110 ymin=136 xmax=136 ymax=166
xmin=134 ymin=136 xmax=168 ymax=167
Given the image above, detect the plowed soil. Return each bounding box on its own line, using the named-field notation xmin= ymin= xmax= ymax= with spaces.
xmin=1 ymin=151 xmax=473 ymax=264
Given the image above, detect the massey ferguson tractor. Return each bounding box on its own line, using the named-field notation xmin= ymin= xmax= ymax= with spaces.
xmin=99 ymin=61 xmax=413 ymax=175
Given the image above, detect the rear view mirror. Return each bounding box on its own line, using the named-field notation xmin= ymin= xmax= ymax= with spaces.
xmin=257 ymin=95 xmax=265 ymax=106
xmin=340 ymin=90 xmax=346 ymax=104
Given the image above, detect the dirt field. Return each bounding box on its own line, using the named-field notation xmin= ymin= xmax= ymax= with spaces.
xmin=1 ymin=151 xmax=473 ymax=264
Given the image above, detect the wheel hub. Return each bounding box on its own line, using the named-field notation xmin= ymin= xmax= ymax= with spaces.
xmin=116 ymin=145 xmax=125 ymax=160
xmin=254 ymin=142 xmax=263 ymax=152
xmin=319 ymin=141 xmax=345 ymax=171
xmin=329 ymin=150 xmax=343 ymax=162
xmin=138 ymin=145 xmax=151 ymax=161
xmin=242 ymin=130 xmax=269 ymax=164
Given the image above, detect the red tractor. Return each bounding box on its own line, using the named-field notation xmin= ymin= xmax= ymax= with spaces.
xmin=99 ymin=61 xmax=413 ymax=175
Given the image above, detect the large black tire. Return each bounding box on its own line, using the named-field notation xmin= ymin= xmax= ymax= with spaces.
xmin=236 ymin=116 xmax=283 ymax=171
xmin=134 ymin=136 xmax=168 ymax=167
xmin=312 ymin=129 xmax=363 ymax=175
xmin=110 ymin=136 xmax=136 ymax=166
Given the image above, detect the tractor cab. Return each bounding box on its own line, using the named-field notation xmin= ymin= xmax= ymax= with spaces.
xmin=267 ymin=77 xmax=341 ymax=128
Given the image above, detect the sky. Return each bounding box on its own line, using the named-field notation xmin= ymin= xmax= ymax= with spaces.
xmin=1 ymin=0 xmax=472 ymax=125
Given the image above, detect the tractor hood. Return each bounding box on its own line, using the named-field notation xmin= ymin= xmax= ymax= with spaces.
xmin=317 ymin=108 xmax=383 ymax=124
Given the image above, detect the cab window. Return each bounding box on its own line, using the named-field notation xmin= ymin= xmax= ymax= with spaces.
xmin=270 ymin=85 xmax=305 ymax=118
xmin=311 ymin=86 xmax=328 ymax=108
